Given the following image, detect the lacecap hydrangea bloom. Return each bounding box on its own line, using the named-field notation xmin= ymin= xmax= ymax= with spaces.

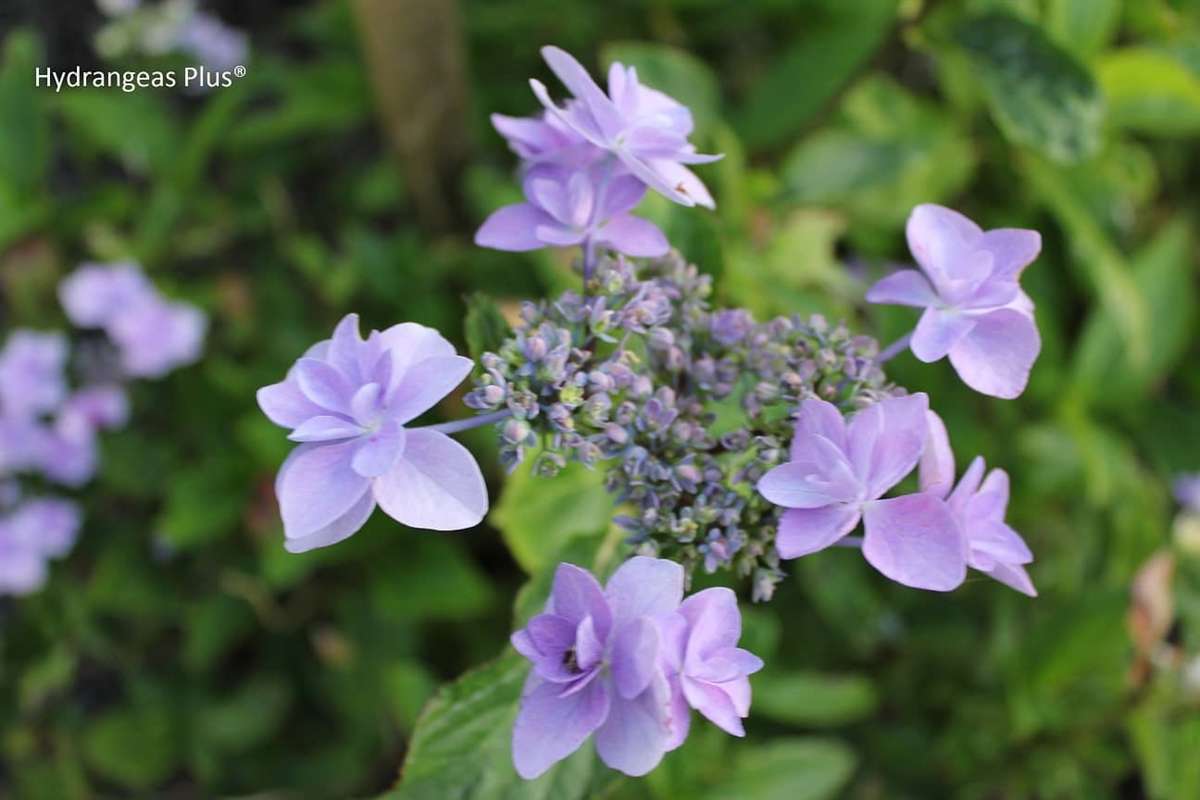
xmin=867 ymin=204 xmax=1041 ymax=399
xmin=256 ymin=314 xmax=489 ymax=552
xmin=511 ymin=557 xmax=761 ymax=778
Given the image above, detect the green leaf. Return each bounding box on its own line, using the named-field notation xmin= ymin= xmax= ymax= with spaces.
xmin=389 ymin=651 xmax=594 ymax=800
xmin=780 ymin=75 xmax=975 ymax=234
xmin=753 ymin=671 xmax=878 ymax=727
xmin=1045 ymin=0 xmax=1121 ymax=59
xmin=194 ymin=674 xmax=292 ymax=754
xmin=701 ymin=738 xmax=856 ymax=800
xmin=156 ymin=461 xmax=249 ymax=550
xmin=84 ymin=705 xmax=180 ymax=791
xmin=956 ymin=12 xmax=1103 ymax=163
xmin=463 ymin=292 xmax=511 ymax=361
xmin=54 ymin=89 xmax=180 ymax=176
xmin=491 ymin=458 xmax=612 ymax=574
xmin=1098 ymin=48 xmax=1200 ymax=136
xmin=0 ymin=31 xmax=48 ymax=194
xmin=734 ymin=0 xmax=897 ymax=149
xmin=601 ymin=42 xmax=722 ymax=138
xmin=1073 ymin=219 xmax=1195 ymax=408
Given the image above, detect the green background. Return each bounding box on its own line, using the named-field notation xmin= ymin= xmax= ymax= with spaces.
xmin=1 ymin=0 xmax=1199 ymax=797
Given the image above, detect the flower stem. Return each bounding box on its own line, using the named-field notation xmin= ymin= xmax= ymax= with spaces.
xmin=421 ymin=408 xmax=512 ymax=435
xmin=832 ymin=535 xmax=864 ymax=549
xmin=876 ymin=332 xmax=912 ymax=365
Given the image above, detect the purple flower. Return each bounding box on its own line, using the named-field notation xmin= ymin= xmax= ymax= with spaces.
xmin=59 ymin=262 xmax=206 ymax=379
xmin=757 ymin=394 xmax=967 ymax=592
xmin=59 ymin=262 xmax=153 ymax=329
xmin=1175 ymin=474 xmax=1200 ymax=514
xmin=109 ymin=296 xmax=207 ymax=378
xmin=476 ymin=164 xmax=668 ymax=258
xmin=512 ymin=557 xmax=682 ymax=778
xmin=867 ymin=204 xmax=1042 ymax=399
xmin=491 ymin=110 xmax=601 ymax=168
xmin=174 ymin=11 xmax=248 ymax=73
xmin=920 ymin=413 xmax=1037 ymax=596
xmin=0 ymin=497 xmax=81 ymax=596
xmin=660 ymin=587 xmax=763 ymax=746
xmin=0 ymin=330 xmax=68 ymax=419
xmin=529 ymin=47 xmax=720 ymax=208
xmin=60 ymin=385 xmax=130 ymax=432
xmin=257 ymin=314 xmax=487 ymax=552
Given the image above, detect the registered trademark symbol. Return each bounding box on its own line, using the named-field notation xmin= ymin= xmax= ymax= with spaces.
xmin=234 ymin=65 xmax=247 ymax=78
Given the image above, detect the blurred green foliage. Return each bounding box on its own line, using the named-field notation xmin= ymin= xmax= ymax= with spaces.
xmin=1 ymin=0 xmax=1199 ymax=797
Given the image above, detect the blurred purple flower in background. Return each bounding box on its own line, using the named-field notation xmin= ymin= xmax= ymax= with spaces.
xmin=1175 ymin=474 xmax=1200 ymax=514
xmin=257 ymin=314 xmax=488 ymax=552
xmin=867 ymin=204 xmax=1041 ymax=399
xmin=0 ymin=330 xmax=68 ymax=420
xmin=919 ymin=416 xmax=1036 ymax=596
xmin=0 ymin=498 xmax=81 ymax=596
xmin=757 ymin=394 xmax=968 ymax=592
xmin=511 ymin=557 xmax=761 ymax=778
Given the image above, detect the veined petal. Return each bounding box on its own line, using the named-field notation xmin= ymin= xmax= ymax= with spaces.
xmin=911 ymin=308 xmax=975 ymax=363
xmin=350 ymin=420 xmax=406 ymax=477
xmin=327 ymin=314 xmax=364 ymax=383
xmin=979 ymin=227 xmax=1041 ymax=282
xmin=541 ymin=46 xmax=625 ymax=139
xmin=475 ymin=203 xmax=556 ymax=251
xmin=605 ymin=556 xmax=684 ymax=623
xmin=919 ymin=410 xmax=955 ymax=498
xmin=388 ymin=355 xmax=474 ymax=424
xmin=512 ymin=677 xmax=610 ymax=780
xmin=276 ymin=441 xmax=372 ymax=539
xmin=678 ymin=588 xmax=740 ymax=665
xmin=373 ymin=429 xmax=487 ymax=531
xmin=862 ymin=494 xmax=966 ymax=592
xmin=376 ymin=323 xmax=457 ymax=388
xmin=848 ymin=393 xmax=929 ymax=500
xmin=283 ymin=490 xmax=376 ymax=553
xmin=775 ymin=504 xmax=861 ymax=559
xmin=906 ymin=203 xmax=982 ymax=285
xmin=595 ymin=214 xmax=669 ymax=258
xmin=791 ymin=398 xmax=847 ymax=455
xmin=288 ymin=415 xmax=363 ymax=443
xmin=969 ymin=519 xmax=1033 ymax=566
xmin=611 ymin=618 xmax=659 ymax=699
xmin=981 ymin=561 xmax=1037 ymax=597
xmin=546 ymin=563 xmax=612 ymax=635
xmin=947 ymin=308 xmax=1040 ymax=399
xmin=293 ymin=358 xmax=353 ymax=415
xmin=758 ymin=460 xmax=857 ymax=509
xmin=594 ymin=681 xmax=672 ymax=776
xmin=598 ymin=174 xmax=646 ymax=218
xmin=866 ymin=269 xmax=938 ymax=308
xmin=257 ymin=379 xmax=324 ymax=429
xmin=681 ymin=677 xmax=744 ymax=736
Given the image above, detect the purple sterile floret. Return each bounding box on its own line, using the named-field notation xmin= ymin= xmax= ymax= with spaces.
xmin=867 ymin=204 xmax=1042 ymax=399
xmin=1174 ymin=473 xmax=1200 ymax=514
xmin=0 ymin=330 xmax=68 ymax=420
xmin=756 ymin=393 xmax=968 ymax=592
xmin=920 ymin=412 xmax=1037 ymax=596
xmin=0 ymin=497 xmax=81 ymax=596
xmin=257 ymin=313 xmax=487 ymax=552
xmin=529 ymin=47 xmax=721 ymax=208
xmin=511 ymin=556 xmax=762 ymax=779
xmin=475 ymin=164 xmax=668 ymax=258
xmin=59 ymin=262 xmax=154 ymax=329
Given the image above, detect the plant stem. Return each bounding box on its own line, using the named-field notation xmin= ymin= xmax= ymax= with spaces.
xmin=421 ymin=409 xmax=512 ymax=435
xmin=876 ymin=332 xmax=912 ymax=365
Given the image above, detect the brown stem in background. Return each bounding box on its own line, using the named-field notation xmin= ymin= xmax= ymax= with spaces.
xmin=351 ymin=0 xmax=470 ymax=232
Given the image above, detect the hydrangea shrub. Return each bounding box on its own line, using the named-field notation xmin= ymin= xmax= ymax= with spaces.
xmin=257 ymin=46 xmax=1042 ymax=780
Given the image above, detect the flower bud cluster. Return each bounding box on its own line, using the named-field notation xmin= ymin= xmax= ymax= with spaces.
xmin=467 ymin=251 xmax=895 ymax=600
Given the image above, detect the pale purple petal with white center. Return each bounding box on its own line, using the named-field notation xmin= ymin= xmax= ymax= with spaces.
xmin=593 ymin=678 xmax=672 ymax=776
xmin=604 ymin=555 xmax=684 ymax=623
xmin=775 ymin=504 xmax=861 ymax=559
xmin=861 ymin=493 xmax=966 ymax=592
xmin=919 ymin=410 xmax=955 ymax=498
xmin=275 ymin=440 xmax=372 ymax=539
xmin=865 ymin=269 xmax=938 ymax=308
xmin=911 ymin=308 xmax=975 ymax=363
xmin=848 ymin=393 xmax=929 ymax=500
xmin=512 ymin=677 xmax=611 ymax=780
xmin=351 ymin=420 xmax=406 ymax=477
xmin=947 ymin=308 xmax=1041 ymax=399
xmin=283 ymin=490 xmax=377 ymax=554
xmin=373 ymin=428 xmax=487 ymax=531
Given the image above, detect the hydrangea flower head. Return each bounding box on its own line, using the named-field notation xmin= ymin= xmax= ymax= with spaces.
xmin=511 ymin=556 xmax=762 ymax=779
xmin=0 ymin=330 xmax=68 ymax=419
xmin=920 ymin=414 xmax=1037 ymax=596
xmin=529 ymin=46 xmax=721 ymax=208
xmin=867 ymin=204 xmax=1042 ymax=398
xmin=257 ymin=314 xmax=487 ymax=552
xmin=756 ymin=393 xmax=968 ymax=591
xmin=476 ymin=164 xmax=668 ymax=258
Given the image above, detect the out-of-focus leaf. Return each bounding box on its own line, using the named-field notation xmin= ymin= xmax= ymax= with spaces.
xmin=1098 ymin=48 xmax=1200 ymax=136
xmin=1073 ymin=219 xmax=1195 ymax=408
xmin=54 ymin=90 xmax=180 ymax=176
xmin=601 ymin=42 xmax=722 ymax=138
xmin=157 ymin=461 xmax=250 ymax=550
xmin=370 ymin=536 xmax=494 ymax=621
xmin=1045 ymin=0 xmax=1121 ymax=59
xmin=389 ymin=651 xmax=594 ymax=800
xmin=956 ymin=12 xmax=1103 ymax=163
xmin=701 ymin=738 xmax=856 ymax=800
xmin=753 ymin=671 xmax=878 ymax=726
xmin=491 ymin=458 xmax=612 ymax=574
xmin=1128 ymin=688 xmax=1200 ymax=800
xmin=84 ymin=705 xmax=180 ymax=791
xmin=735 ymin=0 xmax=897 ymax=149
xmin=463 ymin=292 xmax=510 ymax=361
xmin=0 ymin=31 xmax=48 ymax=194
xmin=194 ymin=674 xmax=292 ymax=755
xmin=781 ymin=75 xmax=975 ymax=235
